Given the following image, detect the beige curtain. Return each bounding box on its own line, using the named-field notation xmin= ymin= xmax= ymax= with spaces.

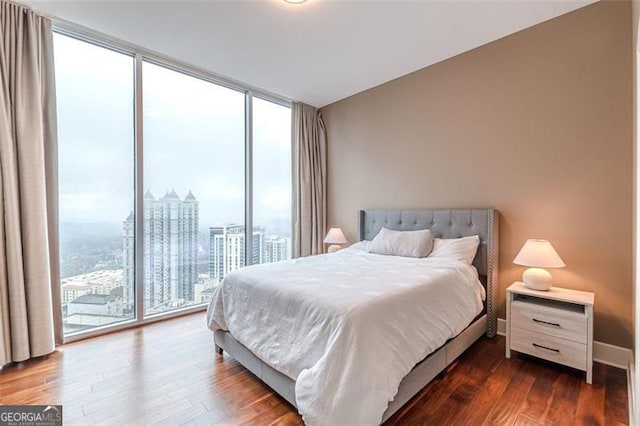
xmin=292 ymin=102 xmax=327 ymax=257
xmin=0 ymin=0 xmax=61 ymax=366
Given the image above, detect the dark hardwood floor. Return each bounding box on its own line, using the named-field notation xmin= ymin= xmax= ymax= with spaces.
xmin=0 ymin=312 xmax=629 ymax=425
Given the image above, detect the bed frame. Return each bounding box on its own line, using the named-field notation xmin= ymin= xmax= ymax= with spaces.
xmin=213 ymin=208 xmax=499 ymax=423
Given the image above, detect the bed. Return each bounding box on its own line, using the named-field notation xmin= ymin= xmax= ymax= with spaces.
xmin=207 ymin=208 xmax=499 ymax=425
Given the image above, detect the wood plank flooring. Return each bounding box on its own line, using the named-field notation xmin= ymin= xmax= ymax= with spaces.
xmin=0 ymin=312 xmax=628 ymax=425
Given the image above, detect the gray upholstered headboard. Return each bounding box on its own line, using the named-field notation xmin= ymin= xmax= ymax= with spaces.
xmin=358 ymin=209 xmax=500 ymax=337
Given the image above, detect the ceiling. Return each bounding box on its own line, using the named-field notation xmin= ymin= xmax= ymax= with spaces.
xmin=23 ymin=0 xmax=597 ymax=107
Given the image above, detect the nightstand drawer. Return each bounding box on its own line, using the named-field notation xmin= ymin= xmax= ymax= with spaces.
xmin=510 ymin=327 xmax=586 ymax=370
xmin=511 ymin=299 xmax=587 ymax=343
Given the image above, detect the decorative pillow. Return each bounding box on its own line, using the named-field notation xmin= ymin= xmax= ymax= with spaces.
xmin=428 ymin=235 xmax=480 ymax=264
xmin=368 ymin=228 xmax=434 ymax=258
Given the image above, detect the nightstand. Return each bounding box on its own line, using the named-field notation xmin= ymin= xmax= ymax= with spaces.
xmin=506 ymin=281 xmax=594 ymax=384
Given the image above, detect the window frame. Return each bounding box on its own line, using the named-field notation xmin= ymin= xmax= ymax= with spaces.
xmin=53 ymin=23 xmax=292 ymax=343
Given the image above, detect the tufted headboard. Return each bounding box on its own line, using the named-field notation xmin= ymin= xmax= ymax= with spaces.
xmin=358 ymin=209 xmax=499 ymax=337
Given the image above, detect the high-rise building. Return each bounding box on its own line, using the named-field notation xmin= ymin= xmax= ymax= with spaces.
xmin=209 ymin=225 xmax=264 ymax=284
xmin=123 ymin=189 xmax=199 ymax=311
xmin=263 ymin=235 xmax=290 ymax=264
xmin=209 ymin=226 xmax=224 ymax=283
xmin=122 ymin=212 xmax=134 ymax=307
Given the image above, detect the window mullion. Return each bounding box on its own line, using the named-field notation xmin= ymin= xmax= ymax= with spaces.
xmin=245 ymin=93 xmax=254 ymax=267
xmin=134 ymin=53 xmax=144 ymax=324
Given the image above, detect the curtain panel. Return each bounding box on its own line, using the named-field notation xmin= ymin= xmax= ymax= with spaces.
xmin=292 ymin=102 xmax=327 ymax=258
xmin=0 ymin=0 xmax=61 ymax=366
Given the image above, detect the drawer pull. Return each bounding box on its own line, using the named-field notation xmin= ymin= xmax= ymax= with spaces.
xmin=532 ymin=318 xmax=561 ymax=327
xmin=532 ymin=343 xmax=560 ymax=353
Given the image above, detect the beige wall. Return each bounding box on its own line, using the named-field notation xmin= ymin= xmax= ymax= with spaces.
xmin=322 ymin=1 xmax=633 ymax=348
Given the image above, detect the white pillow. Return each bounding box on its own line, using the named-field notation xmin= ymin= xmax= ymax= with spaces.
xmin=350 ymin=240 xmax=372 ymax=251
xmin=368 ymin=228 xmax=434 ymax=258
xmin=428 ymin=235 xmax=480 ymax=264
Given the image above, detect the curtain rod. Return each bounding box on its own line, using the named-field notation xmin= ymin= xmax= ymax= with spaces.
xmin=2 ymin=0 xmax=36 ymax=14
xmin=7 ymin=0 xmax=70 ymax=23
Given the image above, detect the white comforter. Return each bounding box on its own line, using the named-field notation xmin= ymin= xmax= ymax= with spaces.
xmin=206 ymin=247 xmax=484 ymax=425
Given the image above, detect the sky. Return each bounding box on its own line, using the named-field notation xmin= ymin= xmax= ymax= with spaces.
xmin=54 ymin=33 xmax=291 ymax=234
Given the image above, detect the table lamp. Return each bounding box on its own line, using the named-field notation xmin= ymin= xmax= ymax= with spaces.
xmin=513 ymin=239 xmax=565 ymax=291
xmin=324 ymin=228 xmax=347 ymax=253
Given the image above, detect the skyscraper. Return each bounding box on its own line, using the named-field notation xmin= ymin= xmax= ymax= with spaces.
xmin=122 ymin=211 xmax=135 ymax=309
xmin=209 ymin=226 xmax=224 ymax=283
xmin=263 ymin=235 xmax=290 ymax=264
xmin=123 ymin=189 xmax=199 ymax=311
xmin=209 ymin=225 xmax=264 ymax=284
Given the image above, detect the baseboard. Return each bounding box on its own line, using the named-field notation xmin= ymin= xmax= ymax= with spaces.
xmin=496 ymin=318 xmax=631 ymax=369
xmin=594 ymin=341 xmax=632 ymax=370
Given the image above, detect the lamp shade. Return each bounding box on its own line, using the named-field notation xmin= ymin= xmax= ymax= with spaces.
xmin=513 ymin=239 xmax=566 ymax=268
xmin=324 ymin=228 xmax=347 ymax=245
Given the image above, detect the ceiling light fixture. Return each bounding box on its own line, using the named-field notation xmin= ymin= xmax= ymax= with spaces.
xmin=283 ymin=0 xmax=308 ymax=4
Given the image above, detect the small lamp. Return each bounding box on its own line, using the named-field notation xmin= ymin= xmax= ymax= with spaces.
xmin=513 ymin=239 xmax=566 ymax=291
xmin=324 ymin=228 xmax=347 ymax=253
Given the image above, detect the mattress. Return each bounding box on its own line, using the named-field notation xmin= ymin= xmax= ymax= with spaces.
xmin=206 ymin=246 xmax=484 ymax=425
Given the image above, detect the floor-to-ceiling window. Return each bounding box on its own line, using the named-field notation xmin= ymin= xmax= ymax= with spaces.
xmin=54 ymin=33 xmax=136 ymax=335
xmin=142 ymin=61 xmax=246 ymax=317
xmin=54 ymin=31 xmax=291 ymax=337
xmin=253 ymin=98 xmax=293 ymax=264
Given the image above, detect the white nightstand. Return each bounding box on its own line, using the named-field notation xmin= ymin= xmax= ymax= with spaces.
xmin=506 ymin=281 xmax=594 ymax=384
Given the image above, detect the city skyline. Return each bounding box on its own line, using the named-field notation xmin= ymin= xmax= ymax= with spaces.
xmin=60 ymin=188 xmax=290 ymax=332
xmin=58 ymin=213 xmax=290 ymax=280
xmin=209 ymin=224 xmax=289 ymax=285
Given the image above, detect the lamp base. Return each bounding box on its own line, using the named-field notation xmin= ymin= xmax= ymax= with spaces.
xmin=327 ymin=244 xmax=341 ymax=253
xmin=522 ymin=267 xmax=553 ymax=291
